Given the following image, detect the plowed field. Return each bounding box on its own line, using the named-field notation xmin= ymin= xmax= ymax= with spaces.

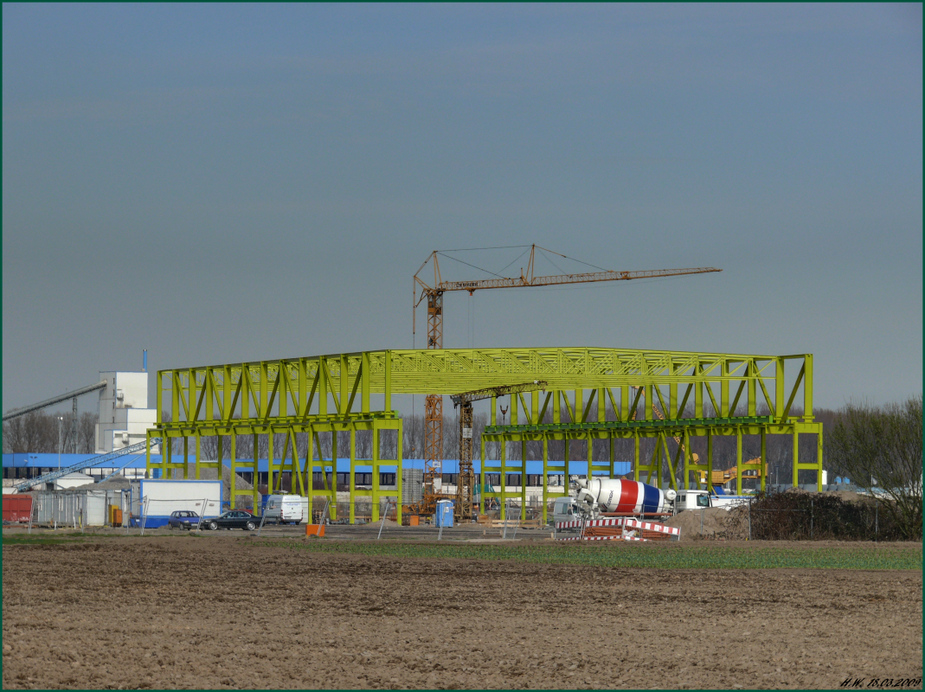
xmin=2 ymin=532 xmax=922 ymax=690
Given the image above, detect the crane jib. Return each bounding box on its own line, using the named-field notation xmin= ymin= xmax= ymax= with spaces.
xmin=412 ymin=245 xmax=721 ymax=517
xmin=434 ymin=267 xmax=721 ymax=293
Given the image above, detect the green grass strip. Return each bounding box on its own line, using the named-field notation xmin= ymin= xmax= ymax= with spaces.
xmin=1 ymin=532 xmax=178 ymax=546
xmin=4 ymin=533 xmax=919 ymax=570
xmin=2 ymin=535 xmax=79 ymax=546
xmin=254 ymin=539 xmax=923 ymax=571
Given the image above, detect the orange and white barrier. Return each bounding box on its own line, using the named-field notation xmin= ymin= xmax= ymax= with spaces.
xmin=620 ymin=517 xmax=681 ymax=537
xmin=554 ymin=516 xmax=680 ymax=542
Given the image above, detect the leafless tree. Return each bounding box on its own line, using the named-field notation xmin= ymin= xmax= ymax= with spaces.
xmin=377 ymin=429 xmax=398 ymax=459
xmin=3 ymin=412 xmax=58 ymax=453
xmin=825 ymin=396 xmax=923 ymax=539
xmin=78 ymin=412 xmax=97 ymax=453
xmin=402 ymin=415 xmax=424 ymax=459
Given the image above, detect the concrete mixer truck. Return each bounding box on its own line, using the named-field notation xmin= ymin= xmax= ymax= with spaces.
xmin=572 ymin=477 xmax=675 ymax=520
xmin=551 ymin=477 xmax=750 ymax=524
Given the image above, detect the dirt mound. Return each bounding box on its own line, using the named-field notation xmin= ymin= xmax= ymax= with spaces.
xmin=92 ymin=475 xmax=135 ymax=490
xmin=181 ymin=462 xmax=253 ymax=503
xmin=663 ymin=507 xmax=737 ymax=539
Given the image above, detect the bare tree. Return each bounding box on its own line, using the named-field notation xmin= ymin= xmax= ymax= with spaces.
xmin=199 ymin=435 xmax=219 ymax=460
xmin=402 ymin=414 xmax=424 ymax=459
xmin=79 ymin=412 xmax=97 ymax=453
xmin=3 ymin=412 xmax=58 ymax=453
xmin=3 ymin=416 xmax=28 ymax=453
xmin=377 ymin=429 xmax=398 ymax=459
xmin=355 ymin=430 xmax=372 ymax=459
xmin=825 ymin=396 xmax=923 ymax=540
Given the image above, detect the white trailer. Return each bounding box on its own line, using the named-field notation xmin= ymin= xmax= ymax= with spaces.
xmin=137 ymin=479 xmax=222 ymax=529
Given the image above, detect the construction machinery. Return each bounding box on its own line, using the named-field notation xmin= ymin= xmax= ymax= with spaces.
xmin=449 ymin=381 xmax=548 ymax=521
xmin=698 ymin=459 xmax=764 ymax=493
xmin=553 ymin=478 xmax=683 ymax=542
xmin=631 ymin=387 xmax=765 ymax=495
xmin=628 ymin=386 xmax=766 ymax=495
xmin=412 ymin=244 xmax=721 ymax=516
xmin=555 ymin=477 xmax=750 ymax=528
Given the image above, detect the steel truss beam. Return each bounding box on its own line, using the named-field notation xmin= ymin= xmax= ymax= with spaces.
xmin=151 ymin=347 xmax=821 ymax=524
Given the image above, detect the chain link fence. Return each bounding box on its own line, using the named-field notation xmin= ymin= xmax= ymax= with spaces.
xmin=725 ymin=491 xmax=901 ymax=541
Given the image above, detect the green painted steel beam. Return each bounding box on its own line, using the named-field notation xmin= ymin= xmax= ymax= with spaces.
xmin=483 ymin=415 xmax=774 ymax=435
xmin=149 ymin=346 xmax=823 ymax=516
xmin=157 ymin=347 xmax=816 ymax=427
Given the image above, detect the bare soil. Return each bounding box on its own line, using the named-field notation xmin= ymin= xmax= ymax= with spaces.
xmin=2 ymin=531 xmax=922 ymax=690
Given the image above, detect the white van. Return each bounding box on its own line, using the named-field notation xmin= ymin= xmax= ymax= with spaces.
xmin=263 ymin=495 xmax=304 ymax=525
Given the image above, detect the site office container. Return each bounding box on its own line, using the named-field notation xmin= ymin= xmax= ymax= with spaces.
xmin=2 ymin=495 xmax=33 ymax=522
xmin=137 ymin=479 xmax=223 ymax=529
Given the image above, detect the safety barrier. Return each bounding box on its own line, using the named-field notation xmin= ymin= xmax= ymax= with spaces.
xmin=555 ymin=516 xmax=681 ymax=542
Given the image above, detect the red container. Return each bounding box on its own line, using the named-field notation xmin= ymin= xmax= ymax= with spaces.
xmin=2 ymin=495 xmax=33 ymax=523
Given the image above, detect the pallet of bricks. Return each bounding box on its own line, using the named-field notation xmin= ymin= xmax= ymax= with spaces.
xmin=555 ymin=516 xmax=681 ymax=542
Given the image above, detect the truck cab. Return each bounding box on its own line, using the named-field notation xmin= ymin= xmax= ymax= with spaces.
xmin=550 ymin=496 xmax=582 ymax=525
xmin=674 ymin=490 xmax=712 ymax=512
xmin=673 ymin=489 xmax=752 ymax=512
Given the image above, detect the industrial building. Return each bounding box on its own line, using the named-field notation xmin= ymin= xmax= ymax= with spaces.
xmin=95 ymin=369 xmax=158 ymax=453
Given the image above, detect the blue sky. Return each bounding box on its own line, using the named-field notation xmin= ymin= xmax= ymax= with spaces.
xmin=3 ymin=3 xmax=922 ymax=413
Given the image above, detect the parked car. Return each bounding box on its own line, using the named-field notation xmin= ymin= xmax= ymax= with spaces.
xmin=205 ymin=510 xmax=258 ymax=531
xmin=167 ymin=510 xmax=201 ymax=530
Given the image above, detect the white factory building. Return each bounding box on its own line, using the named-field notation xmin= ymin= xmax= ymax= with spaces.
xmin=95 ymin=370 xmax=158 ymax=454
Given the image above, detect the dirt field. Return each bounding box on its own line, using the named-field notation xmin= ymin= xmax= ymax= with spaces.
xmin=2 ymin=532 xmax=922 ymax=690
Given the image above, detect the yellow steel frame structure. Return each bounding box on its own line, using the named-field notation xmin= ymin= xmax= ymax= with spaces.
xmin=147 ymin=347 xmax=821 ymax=525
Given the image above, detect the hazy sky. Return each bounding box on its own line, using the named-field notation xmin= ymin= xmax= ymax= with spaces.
xmin=3 ymin=3 xmax=922 ymax=414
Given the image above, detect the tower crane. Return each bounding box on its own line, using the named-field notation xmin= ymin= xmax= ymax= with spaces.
xmin=449 ymin=381 xmax=548 ymax=521
xmin=411 ymin=244 xmax=721 ymax=516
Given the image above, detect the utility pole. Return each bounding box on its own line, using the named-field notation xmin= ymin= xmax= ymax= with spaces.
xmin=57 ymin=416 xmax=64 ymax=472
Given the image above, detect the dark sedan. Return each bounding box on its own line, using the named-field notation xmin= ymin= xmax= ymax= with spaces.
xmin=167 ymin=510 xmax=201 ymax=530
xmin=205 ymin=510 xmax=258 ymax=531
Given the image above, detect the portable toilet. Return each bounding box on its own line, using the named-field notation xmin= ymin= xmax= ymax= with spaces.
xmin=435 ymin=500 xmax=454 ymax=527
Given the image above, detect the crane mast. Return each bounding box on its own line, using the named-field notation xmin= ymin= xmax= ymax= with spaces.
xmin=450 ymin=381 xmax=548 ymax=520
xmin=411 ymin=244 xmax=721 ymax=518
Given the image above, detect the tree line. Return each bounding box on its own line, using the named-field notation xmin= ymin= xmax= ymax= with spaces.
xmin=2 ymin=411 xmax=98 ymax=455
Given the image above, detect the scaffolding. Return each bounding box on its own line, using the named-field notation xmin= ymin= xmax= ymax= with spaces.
xmin=149 ymin=347 xmax=822 ymax=525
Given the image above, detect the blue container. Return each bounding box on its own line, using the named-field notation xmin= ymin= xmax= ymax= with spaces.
xmin=435 ymin=500 xmax=454 ymax=527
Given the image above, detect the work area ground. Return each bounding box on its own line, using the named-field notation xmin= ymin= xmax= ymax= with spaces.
xmin=2 ymin=530 xmax=922 ymax=690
